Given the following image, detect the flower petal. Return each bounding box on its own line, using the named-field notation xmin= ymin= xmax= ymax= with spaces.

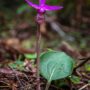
xmin=44 ymin=5 xmax=63 ymax=11
xmin=39 ymin=0 xmax=46 ymax=5
xmin=25 ymin=0 xmax=39 ymax=9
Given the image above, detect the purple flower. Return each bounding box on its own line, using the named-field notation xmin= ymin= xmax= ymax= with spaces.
xmin=24 ymin=0 xmax=63 ymax=13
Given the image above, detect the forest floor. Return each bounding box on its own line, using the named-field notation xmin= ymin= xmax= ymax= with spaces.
xmin=0 ymin=14 xmax=90 ymax=90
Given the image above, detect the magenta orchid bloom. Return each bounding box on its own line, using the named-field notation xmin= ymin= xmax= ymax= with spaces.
xmin=25 ymin=0 xmax=63 ymax=13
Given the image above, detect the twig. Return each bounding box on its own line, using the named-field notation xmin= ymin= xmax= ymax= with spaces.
xmin=74 ymin=57 xmax=90 ymax=70
xmin=11 ymin=68 xmax=24 ymax=89
xmin=0 ymin=81 xmax=10 ymax=88
xmin=78 ymin=84 xmax=90 ymax=90
xmin=0 ymin=86 xmax=10 ymax=88
xmin=0 ymin=68 xmax=23 ymax=76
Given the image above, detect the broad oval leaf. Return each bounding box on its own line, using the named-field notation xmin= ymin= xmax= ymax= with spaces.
xmin=40 ymin=51 xmax=74 ymax=82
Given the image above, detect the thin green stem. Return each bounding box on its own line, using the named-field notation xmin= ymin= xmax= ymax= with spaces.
xmin=45 ymin=81 xmax=51 ymax=90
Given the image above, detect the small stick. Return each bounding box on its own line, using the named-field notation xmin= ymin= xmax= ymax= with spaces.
xmin=78 ymin=84 xmax=90 ymax=90
xmin=74 ymin=57 xmax=90 ymax=70
xmin=0 ymin=68 xmax=23 ymax=76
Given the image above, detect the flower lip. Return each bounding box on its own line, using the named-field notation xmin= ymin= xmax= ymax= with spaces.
xmin=39 ymin=5 xmax=46 ymax=13
xmin=37 ymin=8 xmax=46 ymax=14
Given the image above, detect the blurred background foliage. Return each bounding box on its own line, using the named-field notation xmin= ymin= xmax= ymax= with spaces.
xmin=0 ymin=0 xmax=89 ymax=27
xmin=0 ymin=0 xmax=90 ymax=50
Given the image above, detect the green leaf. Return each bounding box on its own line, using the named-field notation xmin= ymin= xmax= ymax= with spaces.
xmin=9 ymin=60 xmax=25 ymax=71
xmin=25 ymin=52 xmax=45 ymax=60
xmin=85 ymin=64 xmax=90 ymax=72
xmin=40 ymin=51 xmax=74 ymax=82
xmin=16 ymin=4 xmax=31 ymax=14
xmin=70 ymin=75 xmax=81 ymax=84
xmin=25 ymin=53 xmax=37 ymax=59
